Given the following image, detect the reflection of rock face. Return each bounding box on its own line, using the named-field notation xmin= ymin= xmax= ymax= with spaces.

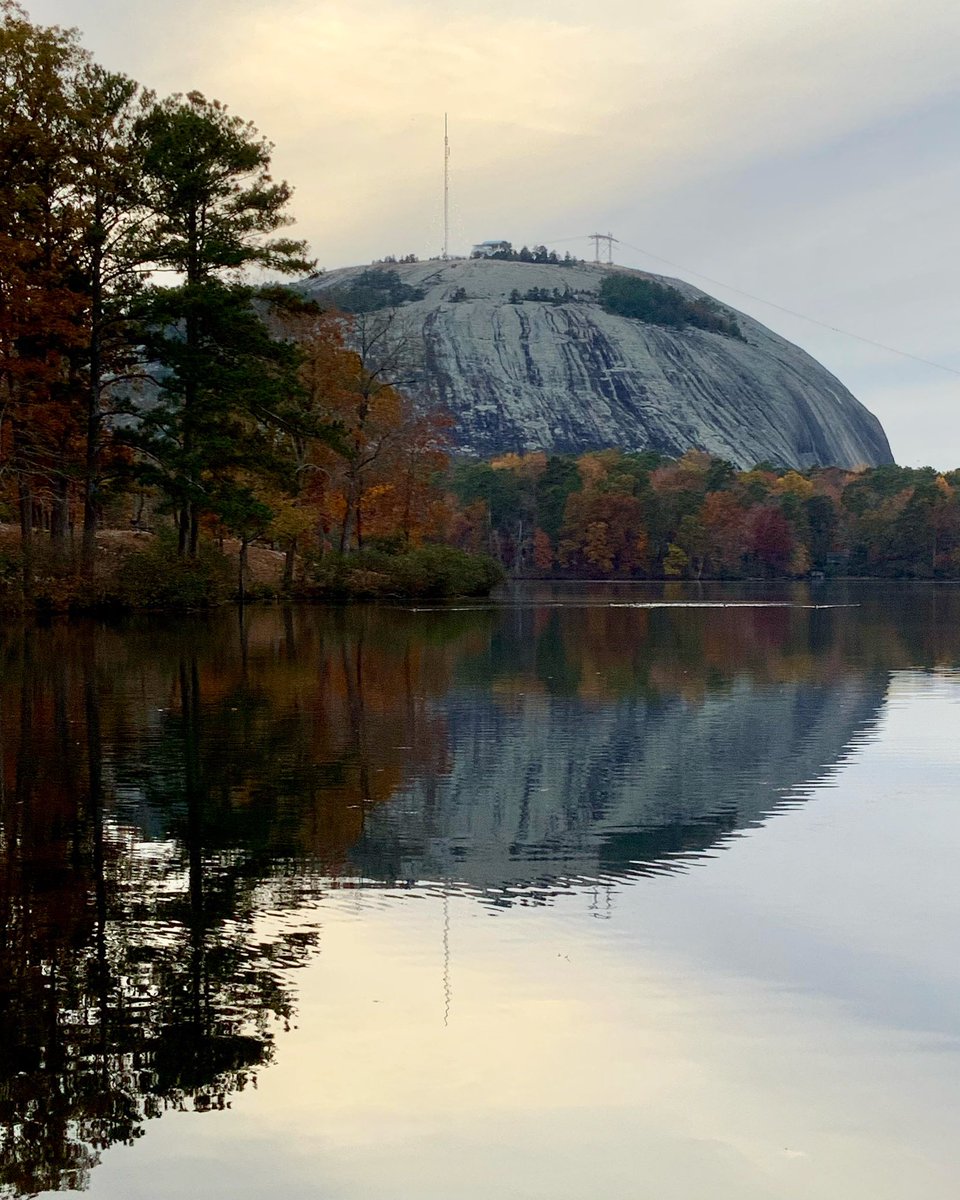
xmin=352 ymin=677 xmax=886 ymax=891
xmin=0 ymin=597 xmax=937 ymax=1196
xmin=301 ymin=259 xmax=893 ymax=469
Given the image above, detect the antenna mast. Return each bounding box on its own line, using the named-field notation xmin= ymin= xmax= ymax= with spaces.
xmin=443 ymin=113 xmax=450 ymax=260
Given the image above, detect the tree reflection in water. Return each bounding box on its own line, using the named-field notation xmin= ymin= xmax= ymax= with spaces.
xmin=0 ymin=608 xmax=472 ymax=1194
xmin=0 ymin=637 xmax=302 ymax=1194
xmin=1 ymin=583 xmax=957 ymax=1194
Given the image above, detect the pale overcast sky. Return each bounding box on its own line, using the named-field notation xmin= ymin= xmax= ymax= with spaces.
xmin=27 ymin=0 xmax=960 ymax=467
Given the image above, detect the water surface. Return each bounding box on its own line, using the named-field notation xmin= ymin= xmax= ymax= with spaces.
xmin=2 ymin=581 xmax=959 ymax=1198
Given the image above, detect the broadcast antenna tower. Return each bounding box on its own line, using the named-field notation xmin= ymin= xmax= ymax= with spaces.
xmin=589 ymin=232 xmax=618 ymax=264
xmin=443 ymin=114 xmax=450 ymax=260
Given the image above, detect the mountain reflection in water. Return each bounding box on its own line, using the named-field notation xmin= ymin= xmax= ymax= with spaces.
xmin=1 ymin=582 xmax=957 ymax=1196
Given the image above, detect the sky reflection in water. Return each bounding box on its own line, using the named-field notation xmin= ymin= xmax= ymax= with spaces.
xmin=1 ymin=581 xmax=959 ymax=1199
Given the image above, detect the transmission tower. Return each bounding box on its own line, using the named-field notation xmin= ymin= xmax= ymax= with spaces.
xmin=589 ymin=232 xmax=618 ymax=264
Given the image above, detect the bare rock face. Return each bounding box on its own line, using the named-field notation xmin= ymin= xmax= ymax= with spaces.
xmin=300 ymin=258 xmax=893 ymax=469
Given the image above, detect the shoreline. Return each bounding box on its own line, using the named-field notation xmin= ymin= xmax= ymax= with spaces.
xmin=2 ymin=572 xmax=956 ymax=620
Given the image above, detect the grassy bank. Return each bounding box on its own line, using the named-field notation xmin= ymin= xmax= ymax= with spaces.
xmin=0 ymin=533 xmax=505 ymax=613
xmin=298 ymin=545 xmax=505 ymax=601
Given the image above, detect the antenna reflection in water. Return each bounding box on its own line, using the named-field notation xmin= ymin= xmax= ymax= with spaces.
xmin=1 ymin=580 xmax=958 ymax=1196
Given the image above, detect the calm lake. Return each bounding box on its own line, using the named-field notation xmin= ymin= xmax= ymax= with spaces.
xmin=2 ymin=581 xmax=959 ymax=1199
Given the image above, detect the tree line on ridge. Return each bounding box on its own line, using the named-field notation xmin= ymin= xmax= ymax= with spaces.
xmin=0 ymin=2 xmax=452 ymax=601
xmin=2 ymin=3 xmax=955 ymax=607
xmin=449 ymin=451 xmax=960 ymax=580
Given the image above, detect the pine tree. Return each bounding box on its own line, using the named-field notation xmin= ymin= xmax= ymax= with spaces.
xmin=132 ymin=91 xmax=313 ymax=555
xmin=71 ymin=63 xmax=152 ymax=572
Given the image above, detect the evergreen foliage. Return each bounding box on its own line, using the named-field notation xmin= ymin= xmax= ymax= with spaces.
xmin=450 ymin=460 xmax=522 ymax=529
xmin=599 ymin=274 xmax=744 ymax=339
xmin=304 ymin=545 xmax=504 ymax=599
xmin=536 ymin=456 xmax=582 ymax=540
xmin=508 ymin=286 xmax=578 ymax=304
xmin=0 ymin=6 xmax=476 ymax=609
xmin=103 ymin=532 xmax=234 ymax=607
xmin=327 ymin=268 xmax=425 ymax=313
xmin=130 ymin=90 xmax=312 ymax=556
xmin=471 ymin=242 xmax=581 ymax=265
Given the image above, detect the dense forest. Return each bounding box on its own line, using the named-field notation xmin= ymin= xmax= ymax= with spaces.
xmin=0 ymin=3 xmax=492 ymax=604
xmin=1 ymin=3 xmax=957 ymax=611
xmin=448 ymin=451 xmax=960 ymax=581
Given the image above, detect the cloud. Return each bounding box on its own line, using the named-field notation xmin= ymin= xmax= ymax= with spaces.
xmin=25 ymin=0 xmax=960 ymax=463
xmin=32 ymin=2 xmax=960 ymax=258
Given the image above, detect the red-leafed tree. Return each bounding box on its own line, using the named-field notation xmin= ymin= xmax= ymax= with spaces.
xmin=747 ymin=505 xmax=794 ymax=575
xmin=0 ymin=3 xmax=87 ymax=574
xmin=0 ymin=4 xmax=149 ymax=576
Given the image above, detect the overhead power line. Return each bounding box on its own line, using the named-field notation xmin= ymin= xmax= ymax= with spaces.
xmin=542 ymin=233 xmax=960 ymax=379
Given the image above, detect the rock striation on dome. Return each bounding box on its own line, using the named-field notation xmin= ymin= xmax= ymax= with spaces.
xmin=299 ymin=258 xmax=893 ymax=469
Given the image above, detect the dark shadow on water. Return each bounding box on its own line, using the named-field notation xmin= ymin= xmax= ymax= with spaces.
xmin=1 ymin=580 xmax=957 ymax=1193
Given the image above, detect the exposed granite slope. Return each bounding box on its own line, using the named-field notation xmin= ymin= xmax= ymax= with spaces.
xmin=300 ymin=258 xmax=893 ymax=469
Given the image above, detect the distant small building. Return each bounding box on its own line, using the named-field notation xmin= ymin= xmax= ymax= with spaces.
xmin=825 ymin=551 xmax=851 ymax=575
xmin=471 ymin=239 xmax=511 ymax=258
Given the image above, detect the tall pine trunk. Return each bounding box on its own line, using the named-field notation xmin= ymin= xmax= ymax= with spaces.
xmin=18 ymin=478 xmax=34 ymax=589
xmin=50 ymin=473 xmax=70 ymax=556
xmin=178 ymin=504 xmax=190 ymax=556
xmin=14 ymin=419 xmax=34 ymax=587
xmin=82 ymin=236 xmax=104 ymax=578
xmin=238 ymin=538 xmax=249 ymax=605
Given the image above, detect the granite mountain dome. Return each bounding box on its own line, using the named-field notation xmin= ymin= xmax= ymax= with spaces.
xmin=299 ymin=258 xmax=893 ymax=469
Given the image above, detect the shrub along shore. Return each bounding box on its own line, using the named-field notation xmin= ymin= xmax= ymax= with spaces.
xmin=6 ymin=447 xmax=960 ymax=613
xmin=4 ymin=9 xmax=954 ymax=609
xmin=0 ymin=531 xmax=505 ymax=613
